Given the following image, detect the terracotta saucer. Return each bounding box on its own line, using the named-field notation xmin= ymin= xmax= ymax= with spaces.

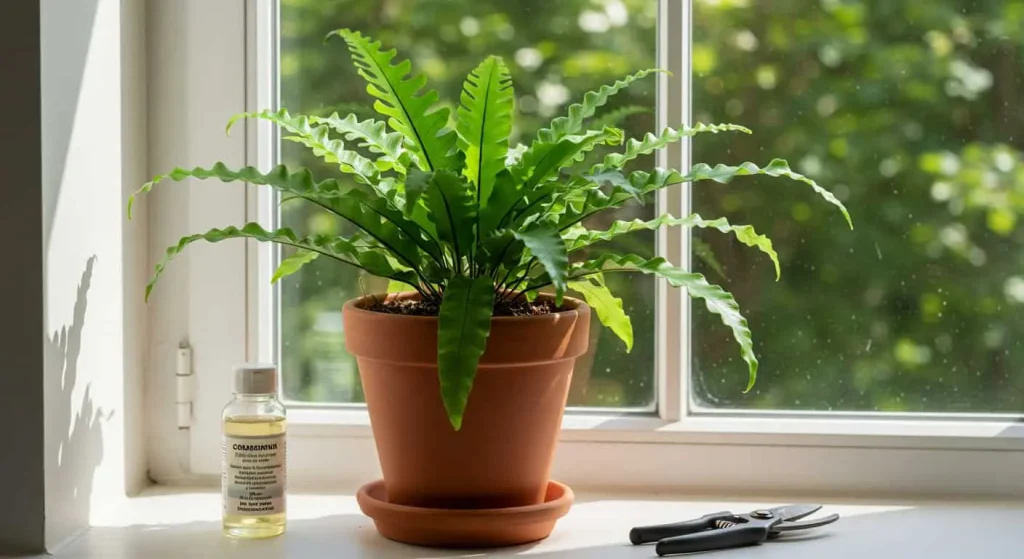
xmin=356 ymin=479 xmax=574 ymax=548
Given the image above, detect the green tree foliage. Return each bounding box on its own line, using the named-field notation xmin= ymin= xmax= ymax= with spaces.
xmin=689 ymin=0 xmax=1024 ymax=412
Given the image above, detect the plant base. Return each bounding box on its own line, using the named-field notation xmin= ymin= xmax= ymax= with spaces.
xmin=356 ymin=479 xmax=574 ymax=548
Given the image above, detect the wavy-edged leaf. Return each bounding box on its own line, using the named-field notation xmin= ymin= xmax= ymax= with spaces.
xmin=478 ymin=170 xmax=522 ymax=236
xmin=587 ymin=105 xmax=651 ymax=131
xmin=475 ymin=230 xmax=523 ymax=272
xmin=272 ymin=250 xmax=319 ymax=283
xmin=131 ymin=163 xmax=445 ymax=271
xmin=526 ymin=175 xmax=602 ymax=227
xmin=425 ymin=170 xmax=477 ymax=267
xmin=571 ymin=254 xmax=757 ymax=390
xmin=456 ymin=56 xmax=514 ymax=207
xmin=362 ymin=168 xmax=434 ymax=239
xmin=514 ymin=225 xmax=568 ymax=300
xmin=310 ymin=111 xmax=412 ymax=173
xmin=514 ymin=127 xmax=625 ymax=191
xmin=130 ymin=163 xmax=332 ymax=219
xmin=148 ymin=223 xmax=418 ymax=300
xmin=594 ymin=123 xmax=752 ymax=172
xmin=559 ymin=160 xmax=853 ymax=230
xmin=404 ymin=168 xmax=432 ymax=216
xmin=582 ymin=170 xmax=645 ymax=202
xmin=226 ymin=109 xmax=379 ymax=183
xmin=536 ymin=69 xmax=662 ymax=143
xmin=568 ymin=274 xmax=633 ymax=352
xmin=317 ymin=186 xmax=445 ymax=270
xmin=565 ymin=213 xmax=780 ymax=279
xmin=332 ymin=29 xmax=458 ymax=171
xmin=438 ymin=276 xmax=495 ymax=430
xmin=510 ymin=183 xmax=563 ymax=229
xmin=499 ymin=128 xmax=625 ymax=236
xmin=683 ymin=159 xmax=852 ymax=228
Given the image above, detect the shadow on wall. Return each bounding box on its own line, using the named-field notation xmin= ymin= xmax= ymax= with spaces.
xmin=38 ymin=0 xmax=107 ymax=547
xmin=39 ymin=0 xmax=101 ymax=255
xmin=44 ymin=256 xmax=109 ymax=547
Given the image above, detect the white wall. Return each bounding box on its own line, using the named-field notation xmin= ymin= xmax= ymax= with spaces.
xmin=41 ymin=0 xmax=147 ymax=549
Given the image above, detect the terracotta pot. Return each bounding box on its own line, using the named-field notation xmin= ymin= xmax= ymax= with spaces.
xmin=343 ymin=293 xmax=590 ymax=510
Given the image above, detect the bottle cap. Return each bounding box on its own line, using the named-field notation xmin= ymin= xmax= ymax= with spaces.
xmin=233 ymin=364 xmax=278 ymax=395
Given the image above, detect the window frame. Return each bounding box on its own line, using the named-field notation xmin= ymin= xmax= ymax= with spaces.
xmin=153 ymin=0 xmax=1024 ymax=496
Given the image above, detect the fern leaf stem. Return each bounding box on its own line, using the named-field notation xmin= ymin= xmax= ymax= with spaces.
xmin=278 ymin=239 xmax=429 ymax=300
xmin=301 ymin=195 xmax=439 ymax=291
xmin=501 ymin=257 xmax=537 ymax=303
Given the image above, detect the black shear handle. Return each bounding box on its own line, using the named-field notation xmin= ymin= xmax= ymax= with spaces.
xmin=655 ymin=524 xmax=768 ymax=556
xmin=629 ymin=512 xmax=734 ymax=545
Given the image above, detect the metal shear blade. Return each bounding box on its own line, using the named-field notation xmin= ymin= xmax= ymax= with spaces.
xmin=629 ymin=503 xmax=840 ymax=556
xmin=774 ymin=514 xmax=842 ymax=533
xmin=771 ymin=504 xmax=823 ymax=522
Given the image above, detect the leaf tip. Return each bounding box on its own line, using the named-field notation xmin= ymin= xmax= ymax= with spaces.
xmin=329 ymin=28 xmax=361 ymax=45
xmin=742 ymin=362 xmax=758 ymax=393
xmin=323 ymin=29 xmax=343 ymax=44
xmin=225 ymin=113 xmax=245 ymax=136
xmin=127 ymin=196 xmax=135 ymax=220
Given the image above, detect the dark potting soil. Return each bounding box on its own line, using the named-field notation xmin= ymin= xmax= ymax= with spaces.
xmin=364 ymin=297 xmax=563 ymax=317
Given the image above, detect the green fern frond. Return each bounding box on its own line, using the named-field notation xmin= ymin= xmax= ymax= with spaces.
xmin=456 ymin=56 xmax=515 ymax=207
xmin=536 ymin=69 xmax=663 ymax=143
xmin=310 ymin=112 xmax=412 ymax=173
xmin=331 ymin=29 xmax=459 ymax=172
xmin=594 ymin=123 xmax=752 ymax=172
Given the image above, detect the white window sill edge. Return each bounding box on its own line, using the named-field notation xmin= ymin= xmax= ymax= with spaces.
xmin=46 ymin=485 xmax=1024 ymax=558
xmin=287 ymin=407 xmax=1024 ymax=451
xmin=171 ymin=409 xmax=1024 ymax=499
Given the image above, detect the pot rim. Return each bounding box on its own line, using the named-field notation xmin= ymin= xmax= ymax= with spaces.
xmin=343 ymin=292 xmax=588 ymax=323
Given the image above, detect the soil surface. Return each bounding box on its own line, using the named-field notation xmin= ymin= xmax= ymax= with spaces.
xmin=364 ymin=297 xmax=563 ymax=317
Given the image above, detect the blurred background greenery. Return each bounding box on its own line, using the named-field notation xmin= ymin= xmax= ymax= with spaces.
xmin=278 ymin=0 xmax=1024 ymax=413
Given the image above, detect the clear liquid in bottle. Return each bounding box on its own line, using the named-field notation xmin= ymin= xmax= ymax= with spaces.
xmin=222 ymin=365 xmax=287 ymax=539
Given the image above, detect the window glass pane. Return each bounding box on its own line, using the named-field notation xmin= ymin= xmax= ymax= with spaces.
xmin=692 ymin=0 xmax=1024 ymax=412
xmin=279 ymin=0 xmax=658 ymax=408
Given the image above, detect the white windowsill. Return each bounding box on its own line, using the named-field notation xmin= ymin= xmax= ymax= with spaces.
xmin=287 ymin=407 xmax=1024 ymax=450
xmin=42 ymin=486 xmax=1024 ymax=558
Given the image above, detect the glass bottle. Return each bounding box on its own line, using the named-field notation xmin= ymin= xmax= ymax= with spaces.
xmin=222 ymin=364 xmax=287 ymax=538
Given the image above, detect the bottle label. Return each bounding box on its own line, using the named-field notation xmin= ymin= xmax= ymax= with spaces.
xmin=222 ymin=434 xmax=286 ymax=516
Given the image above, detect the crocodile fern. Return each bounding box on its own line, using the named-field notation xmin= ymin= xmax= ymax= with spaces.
xmin=130 ymin=29 xmax=852 ymax=430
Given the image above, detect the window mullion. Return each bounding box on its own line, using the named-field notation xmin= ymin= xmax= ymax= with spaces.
xmin=656 ymin=0 xmax=692 ymax=422
xmin=245 ymin=0 xmax=280 ymax=367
